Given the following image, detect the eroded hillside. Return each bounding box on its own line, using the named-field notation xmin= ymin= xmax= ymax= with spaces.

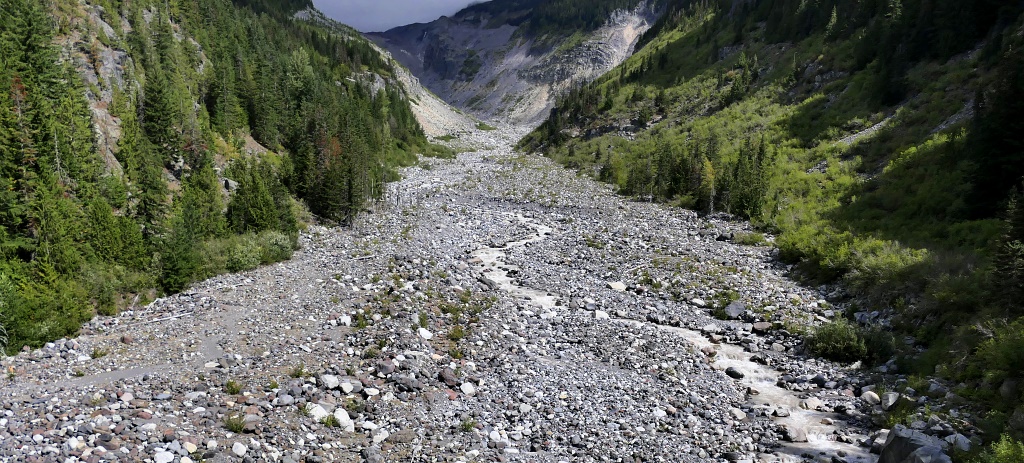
xmin=370 ymin=0 xmax=662 ymax=125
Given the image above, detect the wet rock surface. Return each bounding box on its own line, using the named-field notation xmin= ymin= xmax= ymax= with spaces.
xmin=0 ymin=126 xmax=935 ymax=462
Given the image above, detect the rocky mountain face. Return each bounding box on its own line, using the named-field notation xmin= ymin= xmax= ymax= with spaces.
xmin=369 ymin=2 xmax=661 ymax=126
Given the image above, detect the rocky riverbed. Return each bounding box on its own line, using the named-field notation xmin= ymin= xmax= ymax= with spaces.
xmin=0 ymin=126 xmax=961 ymax=462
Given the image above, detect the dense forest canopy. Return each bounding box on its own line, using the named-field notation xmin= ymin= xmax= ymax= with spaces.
xmin=0 ymin=0 xmax=432 ymax=352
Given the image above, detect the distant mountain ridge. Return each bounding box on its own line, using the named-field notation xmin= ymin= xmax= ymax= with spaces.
xmin=369 ymin=0 xmax=664 ymax=125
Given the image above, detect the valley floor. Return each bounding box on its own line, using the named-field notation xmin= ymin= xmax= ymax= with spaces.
xmin=0 ymin=127 xmax=885 ymax=462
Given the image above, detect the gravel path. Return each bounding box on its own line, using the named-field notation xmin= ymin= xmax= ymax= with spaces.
xmin=0 ymin=126 xmax=885 ymax=463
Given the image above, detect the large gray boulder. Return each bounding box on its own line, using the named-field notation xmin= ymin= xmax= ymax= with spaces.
xmin=723 ymin=301 xmax=747 ymax=319
xmin=879 ymin=425 xmax=951 ymax=463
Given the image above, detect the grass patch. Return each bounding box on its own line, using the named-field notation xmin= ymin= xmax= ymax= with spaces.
xmin=288 ymin=363 xmax=309 ymax=378
xmin=223 ymin=413 xmax=246 ymax=433
xmin=448 ymin=325 xmax=466 ymax=341
xmin=421 ymin=142 xmax=456 ymax=159
xmin=225 ymin=379 xmax=242 ymax=395
xmin=733 ymin=232 xmax=767 ymax=246
xmin=476 ymin=121 xmax=497 ymax=131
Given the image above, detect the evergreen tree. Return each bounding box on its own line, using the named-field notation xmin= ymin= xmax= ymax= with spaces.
xmin=142 ymin=69 xmax=182 ymax=164
xmin=993 ymin=188 xmax=1024 ymax=315
xmin=969 ymin=45 xmax=1024 ymax=217
xmin=227 ymin=159 xmax=280 ymax=233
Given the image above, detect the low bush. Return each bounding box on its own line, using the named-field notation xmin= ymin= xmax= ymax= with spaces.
xmin=449 ymin=325 xmax=466 ymax=341
xmin=227 ymin=236 xmax=262 ymax=272
xmin=223 ymin=414 xmax=245 ymax=433
xmin=733 ymin=232 xmax=767 ymax=246
xmin=806 ymin=318 xmax=867 ymax=363
xmin=974 ymin=434 xmax=1024 ymax=463
xmin=225 ymin=379 xmax=242 ymax=395
xmin=974 ymin=319 xmax=1024 ymax=386
xmin=258 ymin=230 xmax=294 ymax=264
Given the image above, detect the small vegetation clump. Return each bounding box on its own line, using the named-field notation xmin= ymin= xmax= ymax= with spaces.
xmin=448 ymin=325 xmax=466 ymax=341
xmin=805 ymin=319 xmax=867 ymax=363
xmin=321 ymin=415 xmax=341 ymax=428
xmin=733 ymin=232 xmax=766 ymax=246
xmin=225 ymin=380 xmax=242 ymax=395
xmin=288 ymin=363 xmax=309 ymax=378
xmin=223 ymin=414 xmax=246 ymax=433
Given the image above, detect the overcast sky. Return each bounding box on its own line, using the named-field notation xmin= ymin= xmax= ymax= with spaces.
xmin=313 ymin=0 xmax=478 ymax=32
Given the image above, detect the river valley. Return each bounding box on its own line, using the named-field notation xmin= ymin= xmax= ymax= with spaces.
xmin=0 ymin=126 xmax=888 ymax=462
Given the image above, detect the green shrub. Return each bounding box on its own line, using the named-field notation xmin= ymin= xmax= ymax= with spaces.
xmin=289 ymin=363 xmax=308 ymax=378
xmin=223 ymin=413 xmax=246 ymax=433
xmin=712 ymin=290 xmax=740 ymax=311
xmin=974 ymin=319 xmax=1024 ymax=385
xmin=806 ymin=319 xmax=867 ymax=363
xmin=733 ymin=232 xmax=767 ymax=246
xmin=225 ymin=379 xmax=242 ymax=395
xmin=845 ymin=238 xmax=929 ymax=304
xmin=258 ymin=230 xmax=294 ymax=264
xmin=227 ymin=236 xmax=261 ymax=272
xmin=422 ymin=142 xmax=457 ymax=159
xmin=449 ymin=325 xmax=466 ymax=341
xmin=974 ymin=434 xmax=1024 ymax=463
xmin=344 ymin=397 xmax=366 ymax=415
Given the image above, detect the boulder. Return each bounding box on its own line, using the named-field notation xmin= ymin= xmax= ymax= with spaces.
xmin=320 ymin=375 xmax=341 ymax=390
xmin=879 ymin=425 xmax=951 ymax=463
xmin=881 ymin=392 xmax=902 ymax=411
xmin=798 ymin=397 xmax=823 ymax=410
xmin=781 ymin=424 xmax=808 ymax=442
xmin=723 ymin=301 xmax=747 ymax=319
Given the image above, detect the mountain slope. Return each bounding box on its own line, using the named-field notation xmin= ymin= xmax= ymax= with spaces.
xmin=369 ymin=0 xmax=663 ymax=125
xmin=0 ymin=0 xmax=434 ymax=351
xmin=521 ymin=0 xmax=1024 ymax=450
